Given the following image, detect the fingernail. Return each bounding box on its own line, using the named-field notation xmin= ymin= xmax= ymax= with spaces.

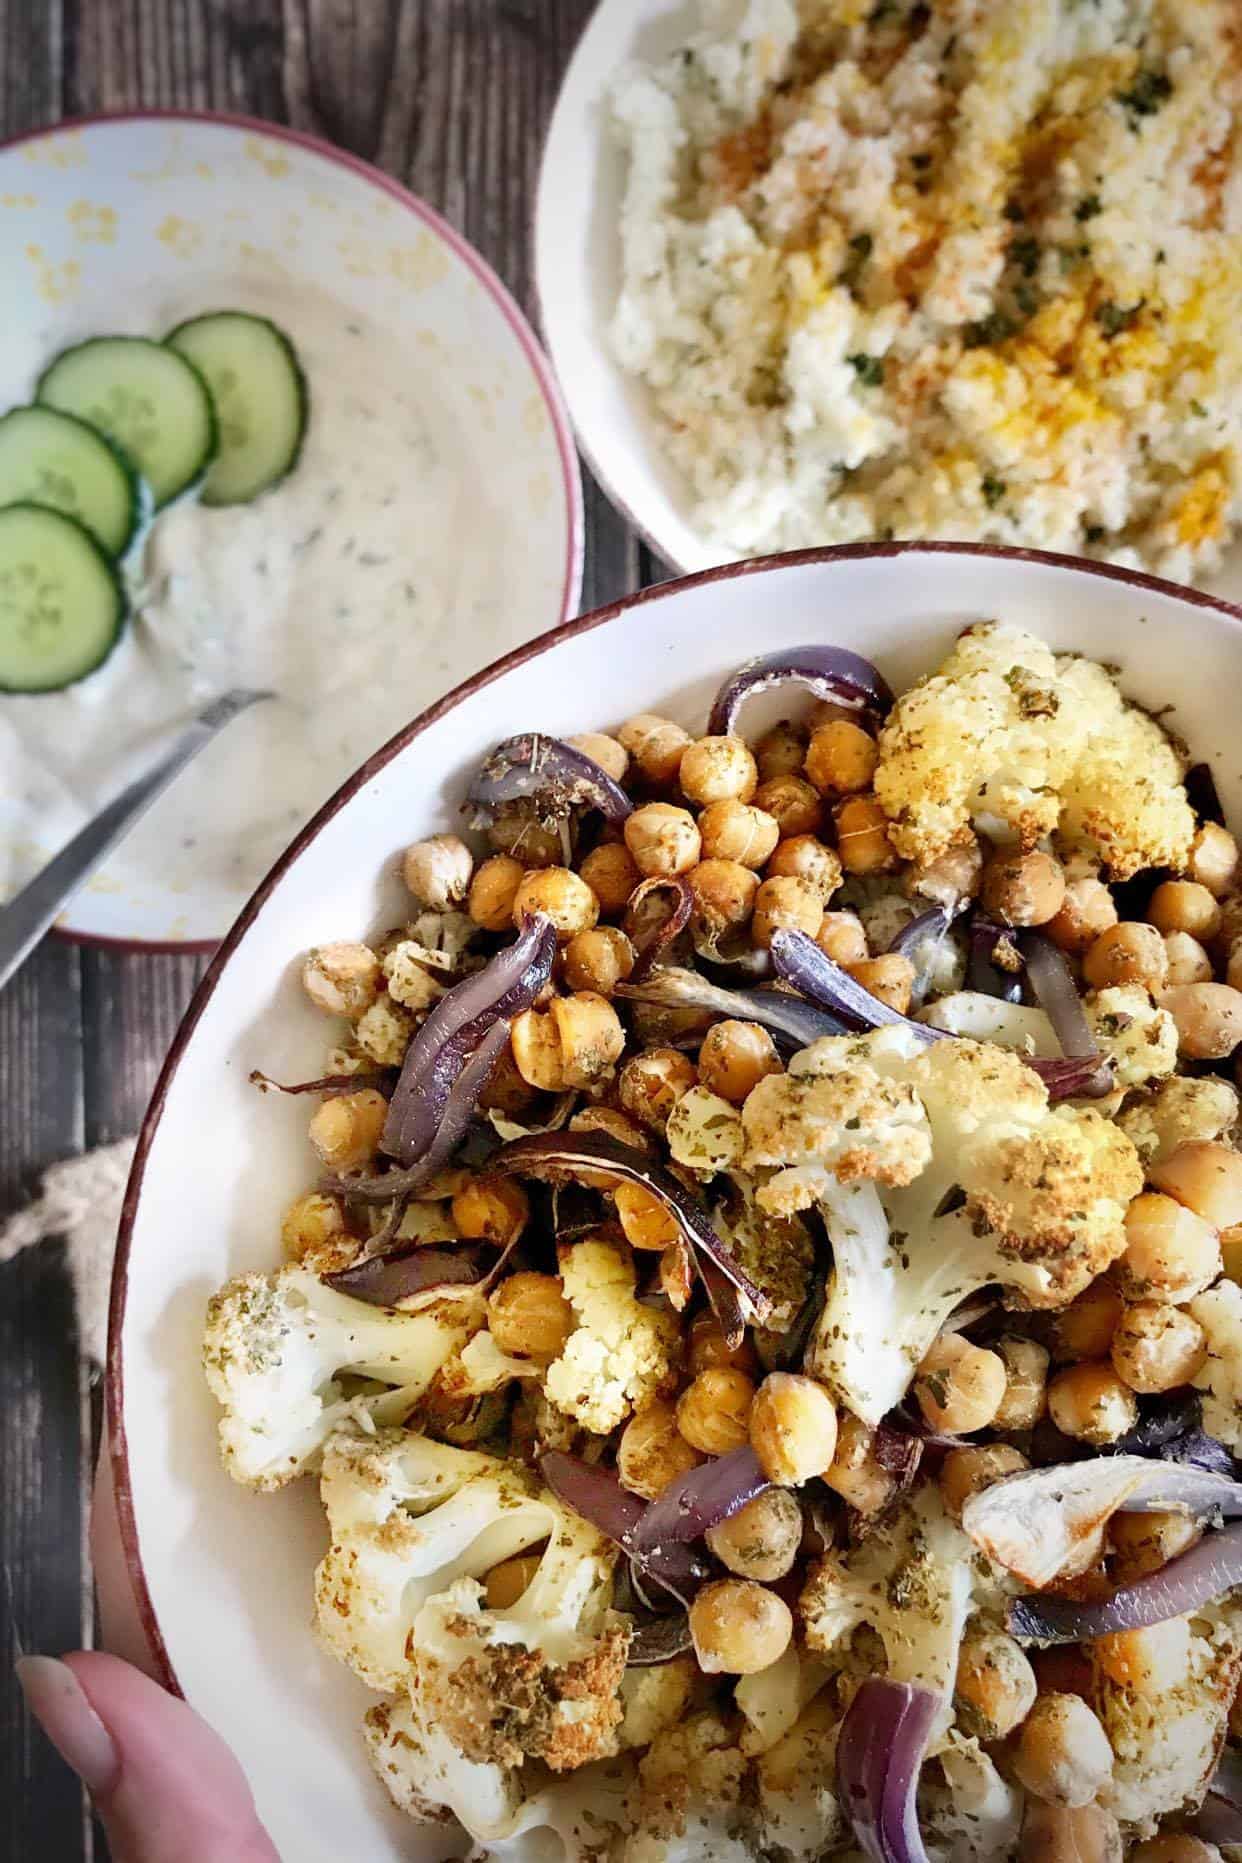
xmin=16 ymin=1656 xmax=120 ymax=1794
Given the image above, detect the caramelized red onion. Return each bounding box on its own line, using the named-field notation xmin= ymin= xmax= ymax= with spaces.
xmin=539 ymin=1451 xmax=708 ymax=1605
xmin=836 ymin=1678 xmax=938 ymax=1863
xmin=250 ymin=1068 xmax=389 ymax=1097
xmin=887 ymin=906 xmax=953 ymax=1003
xmin=627 ymin=1613 xmax=694 ymax=1666
xmin=708 ymin=644 xmax=893 ymax=738
xmin=1009 ymin=1521 xmax=1242 ymax=1643
xmin=625 ymin=874 xmax=693 ymax=981
xmin=617 ymin=964 xmax=846 ymax=1049
xmin=1020 ymin=931 xmax=1098 ymax=1060
xmin=967 ymin=915 xmax=1023 ymax=1004
xmin=634 ymin=1448 xmax=769 ymax=1563
xmin=324 ymin=1243 xmax=488 ymax=1307
xmin=466 ymin=733 xmax=632 ymax=827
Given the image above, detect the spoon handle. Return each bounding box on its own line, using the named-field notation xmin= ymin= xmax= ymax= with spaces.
xmin=0 ymin=689 xmax=271 ymax=993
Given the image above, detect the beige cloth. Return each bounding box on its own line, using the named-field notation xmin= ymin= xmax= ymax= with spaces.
xmin=0 ymin=1138 xmax=136 ymax=1365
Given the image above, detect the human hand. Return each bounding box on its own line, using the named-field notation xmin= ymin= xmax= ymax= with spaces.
xmin=17 ymin=1652 xmax=279 ymax=1862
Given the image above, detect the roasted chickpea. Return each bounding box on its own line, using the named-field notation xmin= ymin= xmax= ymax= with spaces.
xmin=477 ymin=1044 xmax=540 ymax=1116
xmin=452 ymin=1175 xmax=529 ymax=1245
xmin=1189 ymin=821 xmax=1239 ymax=897
xmin=955 ymin=1629 xmax=1037 ymax=1740
xmin=1149 ymin=879 xmax=1221 ymax=941
xmin=753 ymin=774 xmax=823 ymax=839
xmin=1046 ymin=878 xmax=1118 ymax=956
xmin=1122 ymin=1188 xmax=1222 ymax=1297
xmin=487 ymin=1272 xmax=575 ymax=1359
xmin=618 ymin=713 xmax=692 ymax=788
xmin=687 ymin=858 xmax=759 ymax=937
xmin=706 ymin=1487 xmax=802 ymax=1581
xmin=484 ymin=1551 xmax=545 ymax=1610
xmin=697 ymin=798 xmax=782 ymax=869
xmin=1131 ymin=1841 xmax=1219 ymax=1863
xmin=992 ymin=1335 xmax=1050 ymax=1430
xmin=689 ymin=1578 xmax=793 ymax=1675
xmin=803 ymin=719 xmax=878 ymax=796
xmin=939 ymin=1445 xmax=1028 ymax=1522
xmin=302 ymin=941 xmax=381 ymax=1018
xmin=1108 ymin=1509 xmax=1202 ymax=1583
xmin=624 ymin=802 xmax=702 ymax=877
xmin=755 ymin=721 xmax=808 ymax=781
xmin=848 ymin=954 xmax=915 ymax=1014
xmin=981 ymin=849 xmax=1067 ymax=928
xmin=402 ymin=833 xmax=473 ymax=910
xmin=824 ymin=1413 xmax=899 ymax=1517
xmin=1052 ymin=1279 xmax=1124 ymax=1361
xmin=676 ymin=1367 xmax=756 ymax=1456
xmin=487 ymin=811 xmax=561 ymax=868
xmin=1162 ymin=981 xmax=1242 ymax=1060
xmin=281 ymin=1192 xmax=349 ymax=1265
xmin=752 ymin=874 xmax=823 ymax=947
xmin=1082 ymin=921 xmax=1168 ymax=992
xmin=1110 ymin=1300 xmax=1207 ymax=1393
xmin=512 ymin=866 xmax=599 ymax=940
xmin=1012 ymin=1694 xmax=1113 ymax=1808
xmin=749 ymin=1373 xmax=838 ymax=1486
xmin=834 ymin=794 xmax=898 ymax=874
xmin=614 ymin=1180 xmax=681 ymax=1252
xmin=562 ymin=925 xmax=635 ymax=995
xmin=1020 ymin=1803 xmax=1122 ymax=1863
xmin=549 ymin=992 xmax=626 ymax=1088
xmin=764 ymin=834 xmax=843 ymax=904
xmin=687 ymin=1310 xmax=759 ymax=1377
xmin=510 ymin=1006 xmax=566 ymax=1090
xmin=907 ymin=841 xmax=984 ymax=910
xmin=619 ymin=1047 xmax=697 ymax=1132
xmin=618 ymin=1399 xmax=702 ymax=1500
xmin=567 ymin=730 xmax=628 ymax=783
xmin=307 ymin=1088 xmax=387 ymax=1171
xmin=578 ymin=841 xmax=641 ymax=917
xmin=698 ymin=1020 xmax=781 ymax=1104
xmin=914 ymin=1334 xmax=1007 ymax=1434
xmin=1047 ymin=1363 xmax=1138 ymax=1445
xmin=1227 ymin=941 xmax=1242 ymax=993
xmin=816 ymin=910 xmax=868 ymax=966
xmin=679 ymin=735 xmax=758 ymax=806
xmin=469 ymin=853 xmax=526 ymax=931
xmin=1163 ymin=931 xmax=1213 ymax=986
xmin=1150 ymin=1139 xmax=1242 ymax=1229
xmin=1093 ymin=1618 xmax=1191 ymax=1696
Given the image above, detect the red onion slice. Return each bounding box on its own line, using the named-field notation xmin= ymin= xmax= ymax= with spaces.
xmin=1195 ymin=1752 xmax=1242 ymax=1845
xmin=250 ymin=1068 xmax=390 ymax=1097
xmin=382 ymin=913 xmax=556 ymax=1165
xmin=887 ymin=907 xmax=952 ymax=1002
xmin=634 ymin=1448 xmax=769 ymax=1560
xmin=493 ymin=1131 xmax=773 ymax=1324
xmin=1008 ymin=1520 xmax=1242 ymax=1643
xmin=836 ymin=1678 xmax=938 ymax=1863
xmin=708 ymin=645 xmax=894 ymax=738
xmin=539 ymin=1451 xmax=708 ymax=1604
xmin=967 ymin=914 xmax=1023 ymax=1004
xmin=1021 ymin=932 xmax=1098 ymax=1060
xmin=627 ymin=1612 xmax=693 ymax=1666
xmin=695 ymin=1252 xmax=750 ymax=1352
xmin=617 ymin=964 xmax=846 ymax=1049
xmin=466 ymin=733 xmax=632 ymax=826
xmin=324 ymin=1243 xmax=488 ymax=1307
xmin=625 ymin=875 xmax=693 ymax=982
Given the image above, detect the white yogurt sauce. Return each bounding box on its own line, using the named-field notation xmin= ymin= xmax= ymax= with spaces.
xmin=0 ymin=285 xmax=508 ymax=909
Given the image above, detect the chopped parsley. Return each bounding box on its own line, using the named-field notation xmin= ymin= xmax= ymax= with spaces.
xmin=1096 ymin=299 xmax=1143 ymax=337
xmin=849 ymin=231 xmax=874 ymax=259
xmin=1015 ymin=283 xmax=1038 ymax=316
xmin=1075 ymin=193 xmax=1102 ymax=222
xmin=1118 ymin=69 xmax=1172 ymax=123
xmin=1004 ymin=199 xmax=1026 ymax=223
xmin=911 ymin=152 xmax=932 ymax=172
xmin=847 ymin=353 xmax=885 ymax=387
xmin=1084 ymin=523 xmax=1106 ymax=544
xmin=1191 ymin=399 xmax=1208 ymax=418
xmin=981 ymin=475 xmax=1007 ymax=510
xmin=1011 ymin=235 xmax=1040 ymax=277
xmin=963 ymin=311 xmax=1017 ymax=348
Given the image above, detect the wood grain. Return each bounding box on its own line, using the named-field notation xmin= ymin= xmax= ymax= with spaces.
xmin=0 ymin=3 xmax=647 ymax=1856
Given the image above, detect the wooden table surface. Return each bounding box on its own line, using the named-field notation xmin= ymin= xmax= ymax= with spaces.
xmin=0 ymin=5 xmax=663 ymax=1853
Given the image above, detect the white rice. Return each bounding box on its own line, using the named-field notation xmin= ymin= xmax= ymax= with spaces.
xmin=610 ymin=0 xmax=1242 ymax=579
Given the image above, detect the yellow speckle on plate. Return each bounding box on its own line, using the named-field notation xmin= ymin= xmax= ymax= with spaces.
xmin=67 ymin=199 xmax=118 ymax=245
xmin=24 ymin=244 xmax=81 ymax=303
xmin=21 ymin=131 xmax=86 ymax=169
xmin=2 ymin=192 xmax=38 ymax=209
xmin=156 ymin=214 xmax=203 ymax=258
xmin=244 ymin=136 xmax=290 ymax=178
xmin=522 ymin=395 xmax=548 ymax=438
xmin=528 ymin=468 xmax=553 ymax=517
xmin=387 ymin=236 xmax=450 ymax=290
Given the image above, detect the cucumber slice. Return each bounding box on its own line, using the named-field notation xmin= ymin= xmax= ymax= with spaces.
xmin=0 ymin=503 xmax=126 ymax=692
xmin=166 ymin=311 xmax=308 ymax=506
xmin=37 ymin=336 xmax=217 ymax=510
xmin=0 ymin=404 xmax=144 ymax=557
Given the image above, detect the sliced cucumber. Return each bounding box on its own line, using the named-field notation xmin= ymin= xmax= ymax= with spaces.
xmin=0 ymin=503 xmax=126 ymax=692
xmin=166 ymin=311 xmax=308 ymax=506
xmin=37 ymin=335 xmax=217 ymax=510
xmin=0 ymin=404 xmax=145 ymax=557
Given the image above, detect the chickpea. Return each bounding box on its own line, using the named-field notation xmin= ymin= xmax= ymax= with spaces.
xmin=1013 ymin=1693 xmax=1113 ymax=1808
xmin=848 ymin=954 xmax=915 ymax=1014
xmin=834 ymin=794 xmax=898 ymax=874
xmin=484 ymin=1551 xmax=544 ymax=1610
xmin=1082 ymin=921 xmax=1168 ymax=992
xmin=698 ymin=1020 xmax=781 ymax=1104
xmin=687 ymin=1310 xmax=759 ymax=1377
xmin=689 ymin=1577 xmax=793 ymax=1675
xmin=302 ymin=941 xmax=381 ymax=1019
xmin=618 ymin=1399 xmax=702 ymax=1500
xmin=1189 ymin=820 xmax=1239 ymax=897
xmin=1216 ymin=893 xmax=1242 ymax=955
xmin=955 ymin=1629 xmax=1038 ymax=1740
xmin=578 ymin=841 xmax=641 ymax=917
xmin=487 ymin=1272 xmax=575 ymax=1359
xmin=753 ymin=774 xmax=823 ymax=839
xmin=1149 ymin=879 xmax=1222 ymax=941
xmin=1108 ymin=1509 xmax=1202 ymax=1583
xmin=707 ymin=1486 xmax=802 ymax=1582
xmin=1046 ymin=878 xmax=1119 ymax=956
xmin=281 ymin=1191 xmax=349 ymax=1265
xmin=614 ymin=1180 xmax=681 ymax=1252
xmin=1051 ymin=1279 xmax=1124 ymax=1362
xmin=477 ymin=1044 xmax=540 ymax=1116
xmin=624 ymin=802 xmax=702 ymax=878
xmin=1122 ymin=1188 xmax=1222 ymax=1298
xmin=487 ymin=811 xmax=561 ymax=868
xmin=1093 ymin=1618 xmax=1191 ymax=1696
xmin=619 ymin=1048 xmax=697 ymax=1133
xmin=469 ymin=853 xmax=526 ymax=931
xmin=402 ymin=833 xmax=473 ymax=910
xmin=698 ymin=798 xmax=782 ymax=869
xmin=908 ymin=841 xmax=984 ymax=910
xmin=914 ymin=1333 xmax=1007 ymax=1434
xmin=679 ymin=735 xmax=758 ymax=806
xmin=981 ymin=849 xmax=1067 ymax=928
xmin=549 ymin=992 xmax=626 ymax=1088
xmin=1047 ymin=1362 xmax=1137 ymax=1445
xmin=1163 ymin=930 xmax=1213 ymax=986
xmin=752 ymin=875 xmax=823 ymax=948
xmin=567 ymin=730 xmax=628 ymax=783
xmin=992 ymin=1335 xmax=1050 ymax=1431
xmin=512 ymin=866 xmax=599 ymax=940
xmin=452 ymin=1174 xmax=529 ymax=1245
xmin=939 ymin=1444 xmax=1029 ymax=1522
xmin=1110 ymin=1300 xmax=1207 ymax=1393
xmin=824 ymin=1413 xmax=900 ymax=1517
xmin=307 ymin=1088 xmax=387 ymax=1171
xmin=749 ymin=1373 xmax=838 ymax=1486
xmin=617 ymin=713 xmax=692 ymax=788
xmin=1162 ymin=981 xmax=1242 ymax=1060
xmin=1150 ymin=1139 xmax=1242 ymax=1229
xmin=1020 ymin=1803 xmax=1122 ymax=1863
xmin=765 ymin=834 xmax=843 ymax=903
xmin=1228 ymin=941 xmax=1242 ymax=993
xmin=687 ymin=859 xmax=759 ymax=937
xmin=676 ymin=1366 xmax=756 ymax=1456
xmin=755 ymin=720 xmax=807 ymax=781
xmin=562 ymin=925 xmax=635 ymax=995
xmin=816 ymin=910 xmax=868 ymax=967
xmin=1131 ymin=1842 xmax=1219 ymax=1863
xmin=803 ymin=719 xmax=879 ymax=797
xmin=510 ymin=1006 xmax=565 ymax=1090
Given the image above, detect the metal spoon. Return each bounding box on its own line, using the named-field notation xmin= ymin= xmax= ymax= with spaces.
xmin=0 ymin=688 xmax=271 ymax=993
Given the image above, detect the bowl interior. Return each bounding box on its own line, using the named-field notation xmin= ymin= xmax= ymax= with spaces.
xmin=114 ymin=546 xmax=1242 ymax=1861
xmin=0 ymin=115 xmax=579 ymax=947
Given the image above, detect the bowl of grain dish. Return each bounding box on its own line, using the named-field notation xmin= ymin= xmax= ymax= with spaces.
xmin=537 ymin=0 xmax=1242 ymax=594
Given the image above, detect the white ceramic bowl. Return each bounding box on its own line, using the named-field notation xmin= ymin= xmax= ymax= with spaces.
xmin=535 ymin=0 xmax=1242 ymax=606
xmin=111 ymin=544 xmax=1242 ymax=1861
xmin=0 ymin=112 xmax=581 ymax=949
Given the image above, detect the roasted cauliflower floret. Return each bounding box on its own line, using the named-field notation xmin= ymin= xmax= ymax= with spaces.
xmin=754 ymin=1693 xmax=847 ymax=1863
xmin=1084 ymin=985 xmax=1178 ymax=1092
xmin=626 ymin=1711 xmax=751 ymax=1863
xmin=544 ymin=1233 xmax=679 ymax=1433
xmin=1119 ymin=1074 xmax=1240 ymax=1166
xmin=920 ymin=1733 xmax=1024 ymax=1863
xmin=201 ymin=1265 xmax=477 ymax=1490
xmin=1190 ymin=1279 xmax=1242 ymax=1453
xmin=874 ymin=622 xmax=1193 ymax=878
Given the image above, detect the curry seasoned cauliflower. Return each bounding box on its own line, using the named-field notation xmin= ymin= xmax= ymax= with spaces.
xmin=1190 ymin=1279 xmax=1242 ymax=1454
xmin=1084 ymin=985 xmax=1178 ymax=1092
xmin=544 ymin=1233 xmax=679 ymax=1433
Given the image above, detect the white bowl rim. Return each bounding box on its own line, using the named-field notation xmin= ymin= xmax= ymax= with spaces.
xmin=0 ymin=106 xmax=586 ymax=957
xmin=108 ymin=538 xmax=1242 ymax=1695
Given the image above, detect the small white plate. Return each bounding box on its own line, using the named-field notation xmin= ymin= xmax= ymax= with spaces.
xmin=0 ymin=113 xmax=582 ymax=950
xmin=535 ymin=0 xmax=1242 ymax=605
xmin=112 ymin=543 xmax=1241 ymax=1862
